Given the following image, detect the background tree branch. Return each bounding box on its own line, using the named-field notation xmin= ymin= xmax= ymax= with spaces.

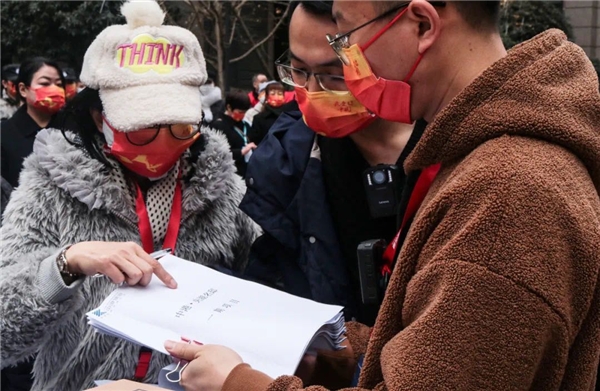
xmin=229 ymin=2 xmax=291 ymax=63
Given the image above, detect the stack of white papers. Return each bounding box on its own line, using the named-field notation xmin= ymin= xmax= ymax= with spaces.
xmin=87 ymin=255 xmax=346 ymax=378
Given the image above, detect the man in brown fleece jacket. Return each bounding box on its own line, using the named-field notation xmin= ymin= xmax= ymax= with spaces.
xmin=164 ymin=1 xmax=600 ymax=390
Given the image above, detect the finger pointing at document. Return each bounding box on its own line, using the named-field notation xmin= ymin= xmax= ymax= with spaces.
xmin=65 ymin=241 xmax=177 ymax=288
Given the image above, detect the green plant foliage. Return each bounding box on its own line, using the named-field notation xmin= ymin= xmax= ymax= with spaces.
xmin=500 ymin=0 xmax=573 ymax=49
xmin=1 ymin=1 xmax=124 ymax=72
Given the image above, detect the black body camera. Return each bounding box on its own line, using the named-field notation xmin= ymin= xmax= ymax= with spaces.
xmin=357 ymin=239 xmax=387 ymax=305
xmin=363 ymin=164 xmax=401 ymax=218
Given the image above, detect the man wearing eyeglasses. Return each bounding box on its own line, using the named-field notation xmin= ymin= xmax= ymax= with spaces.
xmin=239 ymin=0 xmax=420 ymax=328
xmin=161 ymin=2 xmax=417 ymax=389
xmin=324 ymin=0 xmax=596 ymax=390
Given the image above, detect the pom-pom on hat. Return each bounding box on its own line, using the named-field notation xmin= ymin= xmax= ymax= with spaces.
xmin=80 ymin=0 xmax=207 ymax=131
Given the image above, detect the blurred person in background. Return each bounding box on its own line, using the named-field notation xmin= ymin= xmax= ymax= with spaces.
xmin=199 ymin=74 xmax=223 ymax=124
xmin=0 ymin=64 xmax=21 ymax=120
xmin=247 ymin=72 xmax=268 ymax=107
xmin=62 ymin=67 xmax=79 ymax=102
xmin=212 ymin=90 xmax=255 ymax=177
xmin=1 ymin=57 xmax=65 ymax=188
xmin=243 ymin=80 xmax=273 ymax=126
xmin=248 ymin=81 xmax=290 ymax=145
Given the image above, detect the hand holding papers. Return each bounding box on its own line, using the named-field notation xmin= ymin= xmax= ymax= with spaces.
xmin=87 ymin=255 xmax=346 ymax=378
xmin=85 ymin=380 xmax=171 ymax=390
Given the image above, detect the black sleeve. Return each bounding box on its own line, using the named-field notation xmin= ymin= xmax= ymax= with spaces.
xmin=230 ymin=147 xmax=243 ymax=163
xmin=210 ymin=100 xmax=225 ymax=123
xmin=213 ymin=120 xmax=244 ymax=164
xmin=242 ymin=233 xmax=285 ymax=290
xmin=248 ymin=116 xmax=268 ymax=145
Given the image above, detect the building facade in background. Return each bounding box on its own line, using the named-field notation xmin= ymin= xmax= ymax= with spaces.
xmin=564 ymin=1 xmax=599 ymax=59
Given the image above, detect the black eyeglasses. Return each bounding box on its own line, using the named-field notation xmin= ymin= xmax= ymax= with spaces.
xmin=126 ymin=123 xmax=201 ymax=146
xmin=326 ymin=1 xmax=446 ymax=65
xmin=275 ymin=51 xmax=348 ymax=93
xmin=329 ymin=2 xmax=409 ymax=48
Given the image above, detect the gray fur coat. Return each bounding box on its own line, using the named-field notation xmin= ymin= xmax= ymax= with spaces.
xmin=0 ymin=127 xmax=259 ymax=391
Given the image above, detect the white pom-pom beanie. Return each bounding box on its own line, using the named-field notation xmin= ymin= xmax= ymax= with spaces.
xmin=80 ymin=0 xmax=207 ymax=131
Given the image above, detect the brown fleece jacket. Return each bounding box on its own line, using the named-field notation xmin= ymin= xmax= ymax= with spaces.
xmin=223 ymin=30 xmax=600 ymax=391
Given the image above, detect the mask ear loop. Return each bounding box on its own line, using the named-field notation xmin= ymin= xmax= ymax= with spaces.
xmin=403 ymin=53 xmax=424 ymax=82
xmin=361 ymin=8 xmax=409 ymax=52
xmin=358 ymin=6 xmax=423 ymax=84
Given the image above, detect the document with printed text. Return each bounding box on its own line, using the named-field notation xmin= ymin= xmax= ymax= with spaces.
xmin=87 ymin=255 xmax=345 ymax=378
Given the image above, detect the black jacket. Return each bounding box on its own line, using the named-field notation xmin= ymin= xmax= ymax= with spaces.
xmin=248 ymin=101 xmax=298 ymax=145
xmin=212 ymin=115 xmax=250 ymax=178
xmin=1 ymin=105 xmax=59 ymax=188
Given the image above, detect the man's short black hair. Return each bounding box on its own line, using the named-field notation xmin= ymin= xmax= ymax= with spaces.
xmin=62 ymin=67 xmax=79 ymax=83
xmin=226 ymin=89 xmax=251 ymax=111
xmin=251 ymin=73 xmax=266 ymax=83
xmin=453 ymin=1 xmax=501 ymax=32
xmin=375 ymin=1 xmax=500 ymax=32
xmin=1 ymin=64 xmax=19 ymax=82
xmin=296 ymin=1 xmax=333 ymax=17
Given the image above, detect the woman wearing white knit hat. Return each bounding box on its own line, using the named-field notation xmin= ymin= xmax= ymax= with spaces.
xmin=0 ymin=1 xmax=259 ymax=390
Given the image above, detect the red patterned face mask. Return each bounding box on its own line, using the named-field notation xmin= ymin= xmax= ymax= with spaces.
xmin=65 ymin=84 xmax=78 ymax=100
xmin=230 ymin=111 xmax=246 ymax=122
xmin=6 ymin=82 xmax=18 ymax=100
xmin=295 ymin=86 xmax=376 ymax=138
xmin=28 ymin=85 xmax=65 ymax=114
xmin=267 ymin=95 xmax=285 ymax=108
xmin=102 ymin=116 xmax=199 ymax=179
xmin=337 ymin=7 xmax=422 ymax=124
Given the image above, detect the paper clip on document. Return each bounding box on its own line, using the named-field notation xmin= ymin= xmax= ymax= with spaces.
xmin=165 ymin=360 xmax=189 ymax=384
xmin=165 ymin=338 xmax=203 ymax=383
xmin=92 ymin=248 xmax=172 ymax=278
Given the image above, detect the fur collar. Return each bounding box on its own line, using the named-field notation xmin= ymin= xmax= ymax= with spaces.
xmin=33 ymin=127 xmax=239 ymax=223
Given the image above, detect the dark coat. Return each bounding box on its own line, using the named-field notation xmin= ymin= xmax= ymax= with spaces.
xmin=248 ymin=101 xmax=298 ymax=145
xmin=240 ymin=110 xmax=358 ymax=318
xmin=0 ymin=105 xmax=55 ymax=188
xmin=212 ymin=115 xmax=250 ymax=178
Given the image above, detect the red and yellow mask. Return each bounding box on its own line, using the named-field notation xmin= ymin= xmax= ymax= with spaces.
xmin=28 ymin=85 xmax=65 ymax=114
xmin=102 ymin=116 xmax=200 ymax=179
xmin=65 ymin=83 xmax=78 ymax=100
xmin=295 ymin=87 xmax=376 ymax=138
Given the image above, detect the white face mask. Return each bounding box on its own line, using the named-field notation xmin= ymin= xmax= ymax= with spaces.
xmin=102 ymin=120 xmax=114 ymax=147
xmin=259 ymin=95 xmax=266 ymax=104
